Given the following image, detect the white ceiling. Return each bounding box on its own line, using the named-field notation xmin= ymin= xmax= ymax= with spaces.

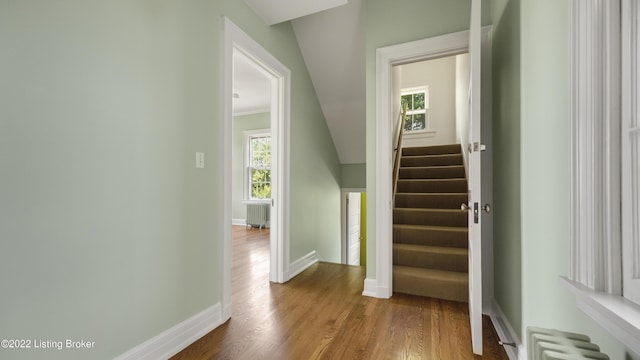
xmin=233 ymin=51 xmax=271 ymax=116
xmin=240 ymin=0 xmax=366 ymax=164
xmin=244 ymin=0 xmax=348 ymax=25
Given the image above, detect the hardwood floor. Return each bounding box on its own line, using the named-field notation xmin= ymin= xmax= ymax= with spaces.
xmin=171 ymin=226 xmax=508 ymax=360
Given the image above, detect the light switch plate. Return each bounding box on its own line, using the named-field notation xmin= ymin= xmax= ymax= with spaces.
xmin=196 ymin=152 xmax=205 ymax=168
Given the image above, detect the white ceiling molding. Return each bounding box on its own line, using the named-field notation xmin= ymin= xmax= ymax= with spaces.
xmin=245 ymin=0 xmax=348 ymax=26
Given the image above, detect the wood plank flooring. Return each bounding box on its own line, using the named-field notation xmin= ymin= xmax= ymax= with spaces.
xmin=171 ymin=226 xmax=508 ymax=360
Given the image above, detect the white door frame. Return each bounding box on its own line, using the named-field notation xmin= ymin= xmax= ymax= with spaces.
xmin=370 ymin=28 xmax=492 ymax=300
xmin=222 ymin=18 xmax=291 ymax=320
xmin=341 ymin=188 xmax=366 ymax=264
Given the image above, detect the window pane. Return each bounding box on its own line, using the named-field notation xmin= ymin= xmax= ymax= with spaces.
xmin=251 ymin=184 xmax=261 ymax=198
xmin=413 ymin=93 xmax=425 ymax=110
xmin=404 ymin=115 xmax=412 ymax=131
xmin=253 ymin=183 xmax=270 ymax=198
xmin=413 ymin=114 xmax=425 ymax=130
xmin=251 ymin=169 xmax=271 ymax=199
xmin=251 ymin=137 xmax=271 ymax=167
xmin=252 ymin=168 xmax=266 ymax=183
xmin=401 ymin=94 xmax=412 ymax=110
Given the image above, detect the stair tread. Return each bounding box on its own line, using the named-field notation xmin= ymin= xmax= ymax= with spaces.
xmin=393 ymin=223 xmax=468 ymax=232
xmin=401 ymin=144 xmax=462 ymax=156
xmin=396 ymin=192 xmax=468 ymax=196
xmin=397 ymin=178 xmax=466 ymax=182
xmin=394 ymin=243 xmax=468 ymax=256
xmin=399 ymin=165 xmax=464 ymax=169
xmin=402 ymin=152 xmax=461 ymax=157
xmin=396 ymin=179 xmax=468 ymax=193
xmin=394 ymin=207 xmax=465 ymax=214
xmin=400 ymin=154 xmax=463 ymax=167
xmin=394 ymin=265 xmax=468 ymax=282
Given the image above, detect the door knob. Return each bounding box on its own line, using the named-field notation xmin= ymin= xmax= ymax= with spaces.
xmin=481 ymin=204 xmax=491 ymax=213
xmin=461 ymin=203 xmax=471 ymax=212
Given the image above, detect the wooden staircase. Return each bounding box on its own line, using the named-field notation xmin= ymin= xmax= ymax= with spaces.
xmin=393 ymin=144 xmax=469 ymax=302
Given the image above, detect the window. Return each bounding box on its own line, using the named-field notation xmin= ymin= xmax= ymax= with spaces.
xmin=564 ymin=0 xmax=640 ymax=354
xmin=568 ymin=0 xmax=621 ymax=298
xmin=622 ymin=0 xmax=640 ymax=304
xmin=401 ymin=87 xmax=430 ymax=132
xmin=245 ymin=131 xmax=271 ymax=200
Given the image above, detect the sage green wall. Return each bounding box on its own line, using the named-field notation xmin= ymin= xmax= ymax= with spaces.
xmin=341 ymin=163 xmax=366 ymax=189
xmin=493 ymin=1 xmax=633 ymax=357
xmin=518 ymin=1 xmax=632 ymax=358
xmin=365 ymin=0 xmax=491 ymax=281
xmin=218 ymin=9 xmax=342 ymax=265
xmin=0 ymin=1 xmax=341 ymax=359
xmin=222 ymin=4 xmax=342 ymax=263
xmin=490 ymin=0 xmax=522 ymax=339
xmin=365 ymin=1 xmax=635 ymax=358
xmin=232 ymin=113 xmax=270 ymax=221
xmin=0 ymin=2 xmax=218 ymax=359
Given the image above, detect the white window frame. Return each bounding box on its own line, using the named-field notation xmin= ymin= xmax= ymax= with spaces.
xmin=563 ymin=0 xmax=640 ymax=354
xmin=244 ymin=129 xmax=271 ymax=201
xmin=401 ymin=87 xmax=430 ymax=133
xmin=622 ymin=0 xmax=640 ymax=305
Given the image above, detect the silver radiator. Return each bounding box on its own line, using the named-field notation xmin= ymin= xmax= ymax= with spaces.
xmin=527 ymin=327 xmax=609 ymax=360
xmin=246 ymin=203 xmax=270 ymax=229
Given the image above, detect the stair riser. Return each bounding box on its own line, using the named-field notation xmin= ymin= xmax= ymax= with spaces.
xmin=394 ymin=210 xmax=468 ymax=227
xmin=393 ymin=226 xmax=468 ymax=248
xmin=401 ymin=155 xmax=463 ymax=167
xmin=397 ymin=180 xmax=467 ymax=193
xmin=393 ymin=272 xmax=468 ymax=303
xmin=393 ymin=248 xmax=468 ymax=272
xmin=402 ymin=144 xmax=462 ymax=156
xmin=395 ymin=194 xmax=468 ymax=209
xmin=399 ymin=166 xmax=465 ymax=179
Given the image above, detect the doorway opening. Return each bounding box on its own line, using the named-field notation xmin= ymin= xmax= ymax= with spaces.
xmin=342 ymin=189 xmax=366 ymax=267
xmin=223 ymin=18 xmax=291 ymax=320
xmin=369 ymin=28 xmax=492 ymax=306
xmin=232 ymin=49 xmax=272 ymax=230
xmin=372 ymin=25 xmax=492 ymax=356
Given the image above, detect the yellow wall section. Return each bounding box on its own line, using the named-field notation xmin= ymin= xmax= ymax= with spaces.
xmin=360 ymin=192 xmax=366 ymax=268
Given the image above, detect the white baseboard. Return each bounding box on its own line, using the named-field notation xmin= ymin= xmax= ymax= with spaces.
xmin=222 ymin=303 xmax=232 ymax=323
xmin=362 ymin=278 xmax=378 ymax=297
xmin=518 ymin=344 xmax=527 ymax=360
xmin=232 ymin=218 xmax=246 ymax=226
xmin=114 ymin=303 xmax=223 ymax=360
xmin=286 ymin=251 xmax=319 ymax=280
xmin=489 ymin=299 xmax=522 ymax=360
xmin=361 ymin=278 xmax=391 ymax=298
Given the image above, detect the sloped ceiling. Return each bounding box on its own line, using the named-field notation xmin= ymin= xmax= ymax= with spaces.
xmin=244 ymin=0 xmax=366 ymax=164
xmin=244 ymin=0 xmax=348 ymax=25
xmin=291 ymin=0 xmax=366 ymax=164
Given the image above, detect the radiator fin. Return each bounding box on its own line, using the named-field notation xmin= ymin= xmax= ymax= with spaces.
xmin=527 ymin=327 xmax=609 ymax=360
xmin=246 ymin=203 xmax=270 ymax=229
